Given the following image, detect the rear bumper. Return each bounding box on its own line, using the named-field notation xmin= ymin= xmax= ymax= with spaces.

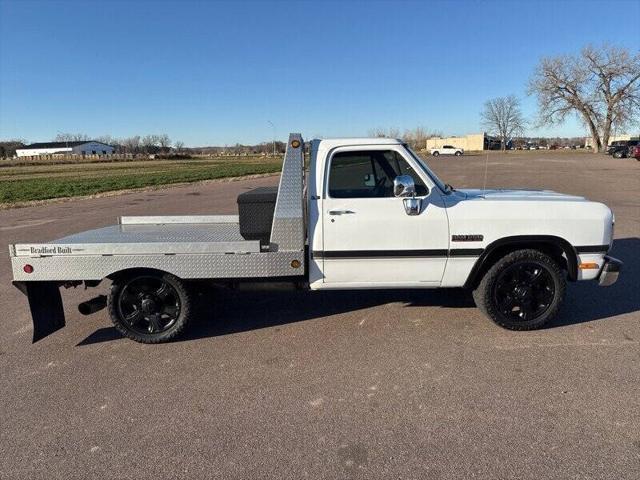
xmin=598 ymin=256 xmax=622 ymax=287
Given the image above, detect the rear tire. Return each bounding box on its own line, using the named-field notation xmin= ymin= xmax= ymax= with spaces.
xmin=432 ymin=151 xmax=440 ymax=156
xmin=108 ymin=271 xmax=192 ymax=343
xmin=472 ymin=249 xmax=566 ymax=330
xmin=613 ymin=150 xmax=624 ymax=158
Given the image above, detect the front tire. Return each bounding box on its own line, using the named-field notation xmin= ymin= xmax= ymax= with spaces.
xmin=472 ymin=249 xmax=566 ymax=330
xmin=613 ymin=150 xmax=624 ymax=158
xmin=108 ymin=271 xmax=192 ymax=343
xmin=455 ymin=151 xmax=462 ymax=156
xmin=432 ymin=151 xmax=439 ymax=156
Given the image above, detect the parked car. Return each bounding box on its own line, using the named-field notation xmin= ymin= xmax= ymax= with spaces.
xmin=611 ymin=140 xmax=640 ymax=158
xmin=430 ymin=145 xmax=463 ymax=156
xmin=607 ymin=140 xmax=631 ymax=156
xmin=631 ymin=145 xmax=640 ymax=161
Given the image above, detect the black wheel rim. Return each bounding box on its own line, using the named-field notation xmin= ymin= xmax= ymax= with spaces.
xmin=117 ymin=276 xmax=181 ymax=335
xmin=492 ymin=261 xmax=556 ymax=322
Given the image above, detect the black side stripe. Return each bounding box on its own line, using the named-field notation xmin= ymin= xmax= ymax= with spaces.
xmin=312 ymin=249 xmax=482 ymax=259
xmin=448 ymin=248 xmax=485 ymax=257
xmin=575 ymin=245 xmax=610 ymax=254
xmin=313 ymin=245 xmax=608 ymax=259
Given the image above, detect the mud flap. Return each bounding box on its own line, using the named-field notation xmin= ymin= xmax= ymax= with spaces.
xmin=13 ymin=282 xmax=65 ymax=342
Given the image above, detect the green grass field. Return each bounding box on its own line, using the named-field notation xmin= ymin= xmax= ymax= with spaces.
xmin=0 ymin=156 xmax=282 ymax=205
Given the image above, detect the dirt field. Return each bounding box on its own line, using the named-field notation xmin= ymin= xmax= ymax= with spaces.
xmin=0 ymin=151 xmax=638 ymax=479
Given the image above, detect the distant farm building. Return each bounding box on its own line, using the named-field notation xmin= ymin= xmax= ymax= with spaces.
xmin=426 ymin=133 xmax=503 ymax=151
xmin=15 ymin=141 xmax=115 ymax=157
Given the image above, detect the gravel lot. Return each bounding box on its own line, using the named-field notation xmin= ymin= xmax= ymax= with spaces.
xmin=1 ymin=151 xmax=638 ymax=479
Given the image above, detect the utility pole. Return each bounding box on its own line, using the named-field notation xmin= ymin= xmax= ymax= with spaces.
xmin=267 ymin=120 xmax=276 ymax=156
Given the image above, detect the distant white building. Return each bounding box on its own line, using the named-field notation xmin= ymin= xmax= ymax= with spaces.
xmin=16 ymin=141 xmax=115 ymax=157
xmin=584 ymin=134 xmax=640 ymax=149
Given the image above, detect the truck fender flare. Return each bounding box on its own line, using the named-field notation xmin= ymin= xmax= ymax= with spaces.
xmin=463 ymin=235 xmax=578 ymax=289
xmin=106 ymin=267 xmax=176 ymax=282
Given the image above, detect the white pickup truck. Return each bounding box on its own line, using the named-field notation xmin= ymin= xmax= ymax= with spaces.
xmin=430 ymin=145 xmax=464 ymax=156
xmin=9 ymin=134 xmax=621 ymax=344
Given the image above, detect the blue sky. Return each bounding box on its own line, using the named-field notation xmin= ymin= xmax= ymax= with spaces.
xmin=1 ymin=0 xmax=638 ymax=146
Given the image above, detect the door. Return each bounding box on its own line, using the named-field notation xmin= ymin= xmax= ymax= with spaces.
xmin=319 ymin=147 xmax=449 ymax=286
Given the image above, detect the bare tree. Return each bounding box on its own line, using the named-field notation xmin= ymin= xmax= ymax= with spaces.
xmin=141 ymin=134 xmax=160 ymax=154
xmin=480 ymin=95 xmax=526 ymax=150
xmin=95 ymin=135 xmax=114 ymax=145
xmin=158 ymin=134 xmax=171 ymax=151
xmin=54 ymin=132 xmax=90 ymax=142
xmin=0 ymin=139 xmax=27 ymax=158
xmin=121 ymin=136 xmax=141 ymax=154
xmin=403 ymin=126 xmax=442 ymax=151
xmin=368 ymin=127 xmax=401 ymax=138
xmin=529 ymin=45 xmax=640 ymax=152
xmin=174 ymin=141 xmax=185 ymax=153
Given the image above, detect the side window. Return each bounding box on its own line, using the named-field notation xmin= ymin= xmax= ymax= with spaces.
xmin=329 ymin=150 xmax=428 ymax=198
xmin=382 ymin=151 xmax=428 ymax=196
xmin=328 ymin=152 xmax=376 ymax=198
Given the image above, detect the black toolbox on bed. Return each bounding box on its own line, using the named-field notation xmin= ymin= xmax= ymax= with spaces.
xmin=237 ymin=186 xmax=278 ymax=245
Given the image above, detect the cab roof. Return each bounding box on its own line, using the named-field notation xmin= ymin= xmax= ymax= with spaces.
xmin=313 ymin=137 xmax=403 ymax=150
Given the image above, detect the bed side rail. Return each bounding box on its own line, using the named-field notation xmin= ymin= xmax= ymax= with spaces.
xmin=119 ymin=215 xmax=239 ymax=225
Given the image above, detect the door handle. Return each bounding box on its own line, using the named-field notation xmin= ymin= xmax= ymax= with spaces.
xmin=328 ymin=210 xmax=355 ymax=215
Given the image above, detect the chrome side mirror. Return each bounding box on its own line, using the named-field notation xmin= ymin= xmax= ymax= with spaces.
xmin=393 ymin=175 xmax=416 ymax=197
xmin=393 ymin=175 xmax=421 ymax=215
xmin=403 ymin=197 xmax=421 ymax=216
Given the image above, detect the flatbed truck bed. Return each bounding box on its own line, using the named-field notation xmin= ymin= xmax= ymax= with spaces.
xmin=10 ymin=134 xmax=306 ymax=342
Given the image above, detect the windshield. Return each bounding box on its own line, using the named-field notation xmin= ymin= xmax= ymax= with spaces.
xmin=404 ymin=146 xmax=450 ymax=194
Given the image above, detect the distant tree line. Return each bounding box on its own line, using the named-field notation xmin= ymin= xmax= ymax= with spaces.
xmin=367 ymin=127 xmax=443 ymax=150
xmin=51 ymin=133 xmax=176 ymax=155
xmin=0 ymin=134 xmax=291 ymax=159
xmin=0 ymin=139 xmax=27 ymax=158
xmin=55 ymin=133 xmax=290 ymax=156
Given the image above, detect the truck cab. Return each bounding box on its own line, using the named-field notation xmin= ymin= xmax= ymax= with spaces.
xmin=307 ymin=138 xmax=449 ymax=288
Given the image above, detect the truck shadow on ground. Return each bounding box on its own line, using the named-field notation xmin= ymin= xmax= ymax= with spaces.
xmin=77 ymin=237 xmax=639 ymax=345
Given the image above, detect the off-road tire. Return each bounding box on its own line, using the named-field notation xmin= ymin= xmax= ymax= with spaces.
xmin=472 ymin=249 xmax=566 ymax=330
xmin=108 ymin=271 xmax=192 ymax=343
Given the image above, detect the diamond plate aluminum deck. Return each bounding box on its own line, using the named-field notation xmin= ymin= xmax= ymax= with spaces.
xmin=12 ymin=223 xmax=260 ymax=256
xmin=11 ymin=251 xmax=304 ymax=281
xmin=53 ymin=223 xmax=246 ymax=244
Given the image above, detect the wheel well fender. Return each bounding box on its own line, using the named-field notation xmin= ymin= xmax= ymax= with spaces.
xmin=464 ymin=235 xmax=578 ymax=289
xmin=106 ymin=268 xmax=174 ymax=283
